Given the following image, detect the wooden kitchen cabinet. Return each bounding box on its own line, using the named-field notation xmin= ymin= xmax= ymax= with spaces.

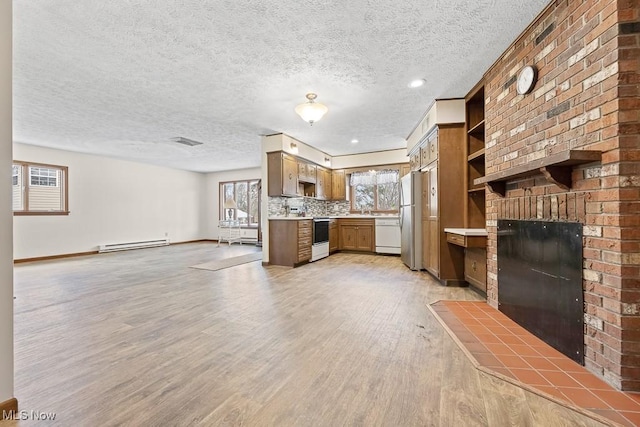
xmin=465 ymin=248 xmax=487 ymax=292
xmin=267 ymin=152 xmax=299 ymax=197
xmin=298 ymin=162 xmax=316 ymax=183
xmin=297 ymin=161 xmax=318 ymax=197
xmin=427 ymin=131 xmax=438 ymax=163
xmin=400 ymin=163 xmax=411 ymax=178
xmin=340 ymin=225 xmax=358 ymax=250
xmin=427 ymin=220 xmax=440 ymax=274
xmin=329 ymin=219 xmax=338 ymax=253
xmin=410 ymin=151 xmax=420 ymax=171
xmin=423 ymin=162 xmax=440 ymax=275
xmin=338 ymin=219 xmax=374 ymax=252
xmin=421 ymin=171 xmax=430 ymax=270
xmin=444 ymin=230 xmax=487 ymax=293
xmin=331 ymin=169 xmax=346 ymax=200
xmin=356 ymin=225 xmax=373 ymax=251
xmin=316 ymin=166 xmax=331 ymax=200
xmin=269 ymin=219 xmax=312 ymax=267
xmin=420 ymin=144 xmax=429 ymax=169
xmin=417 ymin=125 xmax=466 ymax=286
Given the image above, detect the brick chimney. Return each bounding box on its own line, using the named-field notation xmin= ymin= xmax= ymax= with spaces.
xmin=482 ymin=0 xmax=640 ymax=391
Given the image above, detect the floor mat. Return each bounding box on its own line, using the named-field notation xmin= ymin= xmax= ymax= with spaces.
xmin=428 ymin=300 xmax=640 ymax=427
xmin=190 ymin=252 xmax=262 ymax=271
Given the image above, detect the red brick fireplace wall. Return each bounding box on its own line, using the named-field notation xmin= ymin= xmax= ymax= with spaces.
xmin=483 ymin=0 xmax=640 ymax=391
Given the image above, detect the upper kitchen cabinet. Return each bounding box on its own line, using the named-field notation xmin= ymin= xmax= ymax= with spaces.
xmin=268 ymin=152 xmax=299 ymax=197
xmin=330 ymin=169 xmax=346 ymax=200
xmin=316 ymin=166 xmax=331 ymax=200
xmin=298 ymin=162 xmax=317 ymax=183
xmin=400 ymin=164 xmax=411 ymax=178
xmin=410 ymin=151 xmax=420 ymax=171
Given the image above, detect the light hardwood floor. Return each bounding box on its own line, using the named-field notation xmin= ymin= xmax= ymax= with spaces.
xmin=6 ymin=243 xmax=606 ymax=426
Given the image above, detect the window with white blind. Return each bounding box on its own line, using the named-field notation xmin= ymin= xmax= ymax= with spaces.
xmin=349 ymin=169 xmax=400 ymax=213
xmin=12 ymin=161 xmax=69 ymax=215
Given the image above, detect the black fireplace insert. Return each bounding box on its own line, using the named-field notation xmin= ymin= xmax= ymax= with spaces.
xmin=497 ymin=220 xmax=584 ymax=364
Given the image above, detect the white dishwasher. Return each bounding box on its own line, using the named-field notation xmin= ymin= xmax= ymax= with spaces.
xmin=375 ymin=217 xmax=401 ymax=254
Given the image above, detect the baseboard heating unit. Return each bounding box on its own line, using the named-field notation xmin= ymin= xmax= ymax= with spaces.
xmin=98 ymin=238 xmax=170 ymax=253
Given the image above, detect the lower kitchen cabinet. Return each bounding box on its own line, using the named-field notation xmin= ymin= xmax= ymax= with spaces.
xmin=338 ymin=219 xmax=374 ymax=252
xmin=269 ymin=219 xmax=312 ymax=267
xmin=270 ymin=217 xmax=378 ymax=265
xmin=464 ymin=248 xmax=487 ymax=293
xmin=329 ymin=219 xmax=338 ymax=253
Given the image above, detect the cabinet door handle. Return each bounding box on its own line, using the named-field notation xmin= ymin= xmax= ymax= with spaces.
xmin=289 ymin=173 xmax=293 ymax=180
xmin=472 ymin=261 xmax=477 ymax=272
xmin=431 ymin=187 xmax=435 ymax=196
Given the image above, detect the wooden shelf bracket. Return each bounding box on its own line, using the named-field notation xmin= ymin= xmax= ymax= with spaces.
xmin=540 ymin=165 xmax=571 ymax=191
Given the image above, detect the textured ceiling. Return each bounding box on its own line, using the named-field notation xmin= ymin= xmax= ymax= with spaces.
xmin=13 ymin=0 xmax=550 ymax=172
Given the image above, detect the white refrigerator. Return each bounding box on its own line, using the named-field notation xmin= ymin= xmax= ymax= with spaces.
xmin=400 ymin=171 xmax=422 ymax=270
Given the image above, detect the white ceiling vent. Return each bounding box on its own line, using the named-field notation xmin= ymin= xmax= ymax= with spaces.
xmin=171 ymin=137 xmax=204 ymax=147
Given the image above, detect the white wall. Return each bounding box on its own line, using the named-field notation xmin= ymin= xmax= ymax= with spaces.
xmin=0 ymin=0 xmax=14 ymax=403
xmin=331 ymin=149 xmax=408 ymax=170
xmin=13 ymin=143 xmax=207 ymax=259
xmin=204 ymin=167 xmax=261 ymax=239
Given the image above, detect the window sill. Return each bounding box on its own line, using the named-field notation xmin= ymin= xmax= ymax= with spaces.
xmin=14 ymin=211 xmax=70 ymax=216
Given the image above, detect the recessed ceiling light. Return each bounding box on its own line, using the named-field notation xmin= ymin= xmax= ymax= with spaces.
xmin=351 ymin=139 xmax=359 ymax=144
xmin=408 ymin=79 xmax=426 ymax=88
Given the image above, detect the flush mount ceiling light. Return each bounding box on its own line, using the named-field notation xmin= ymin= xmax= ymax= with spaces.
xmin=295 ymin=93 xmax=328 ymax=126
xmin=351 ymin=139 xmax=359 ymax=144
xmin=408 ymin=79 xmax=426 ymax=88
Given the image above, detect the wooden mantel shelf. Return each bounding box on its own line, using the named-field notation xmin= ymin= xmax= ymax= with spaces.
xmin=474 ymin=150 xmax=601 ymax=196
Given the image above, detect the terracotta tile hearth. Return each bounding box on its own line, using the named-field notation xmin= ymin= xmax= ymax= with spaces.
xmin=428 ymin=301 xmax=640 ymax=427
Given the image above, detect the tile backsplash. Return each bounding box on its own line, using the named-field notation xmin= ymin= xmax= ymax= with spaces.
xmin=268 ymin=197 xmax=350 ymax=217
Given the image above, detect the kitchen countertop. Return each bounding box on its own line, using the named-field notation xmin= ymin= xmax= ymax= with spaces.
xmin=268 ymin=217 xmax=312 ymax=221
xmin=269 ymin=214 xmax=399 ymax=220
xmin=443 ymin=228 xmax=488 ymax=236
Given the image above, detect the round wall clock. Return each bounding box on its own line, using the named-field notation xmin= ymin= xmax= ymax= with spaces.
xmin=516 ymin=65 xmax=538 ymax=95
